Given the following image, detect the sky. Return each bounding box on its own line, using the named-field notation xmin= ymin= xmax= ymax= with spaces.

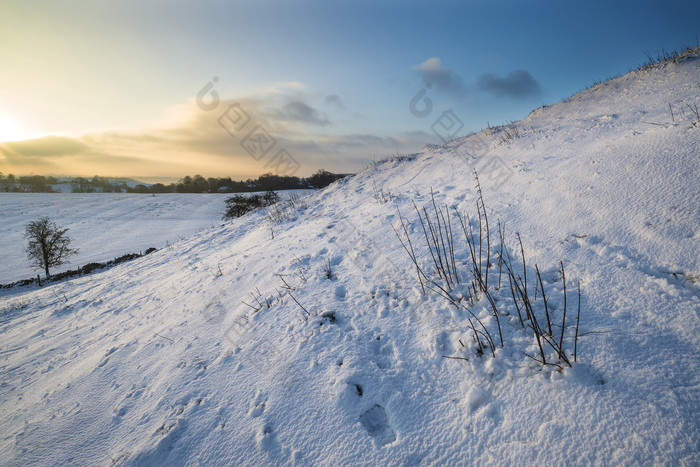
xmin=0 ymin=0 xmax=698 ymax=181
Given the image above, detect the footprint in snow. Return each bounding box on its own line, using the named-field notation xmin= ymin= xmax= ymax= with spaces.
xmin=432 ymin=331 xmax=454 ymax=357
xmin=466 ymin=386 xmax=491 ymax=413
xmin=112 ymin=405 xmax=128 ymax=422
xmin=256 ymin=423 xmax=276 ymax=450
xmin=249 ymin=390 xmax=266 ymax=418
xmin=249 ymin=402 xmax=265 ymax=418
xmin=359 ymin=404 xmax=396 ymax=446
xmin=371 ymin=336 xmax=395 ymax=370
xmin=217 ymin=350 xmax=236 ymax=365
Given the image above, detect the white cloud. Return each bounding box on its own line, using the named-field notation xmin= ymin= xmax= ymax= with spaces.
xmin=412 ymin=57 xmax=466 ymax=95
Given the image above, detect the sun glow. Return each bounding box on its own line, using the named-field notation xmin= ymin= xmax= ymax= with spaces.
xmin=0 ymin=109 xmax=32 ymax=143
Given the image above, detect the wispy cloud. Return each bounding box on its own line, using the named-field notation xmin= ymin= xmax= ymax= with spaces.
xmin=477 ymin=70 xmax=542 ymax=98
xmin=276 ymin=100 xmax=330 ymax=126
xmin=412 ymin=57 xmax=466 ymax=96
xmin=324 ymin=94 xmax=345 ymax=110
xmin=0 ymin=136 xmax=88 ymax=161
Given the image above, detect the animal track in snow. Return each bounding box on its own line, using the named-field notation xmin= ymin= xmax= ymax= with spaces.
xmin=569 ymin=235 xmax=699 ymax=296
xmin=370 ymin=336 xmax=395 ymax=370
xmin=359 ymin=404 xmax=396 ymax=446
xmin=466 ymin=386 xmax=491 ymax=413
xmin=249 ymin=390 xmax=266 ymax=418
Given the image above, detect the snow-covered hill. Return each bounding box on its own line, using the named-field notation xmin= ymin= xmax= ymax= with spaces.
xmin=1 ymin=50 xmax=698 ymax=465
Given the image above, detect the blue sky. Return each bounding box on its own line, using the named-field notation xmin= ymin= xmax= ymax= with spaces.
xmin=0 ymin=0 xmax=698 ymax=180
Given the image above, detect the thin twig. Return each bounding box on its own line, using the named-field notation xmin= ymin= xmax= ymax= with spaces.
xmin=241 ymin=300 xmax=261 ymax=312
xmin=558 ymin=261 xmax=567 ymax=361
xmin=392 ymin=207 xmax=426 ymax=294
xmin=574 ymin=280 xmax=581 ymax=363
xmin=517 ymin=233 xmax=527 ymax=296
xmin=523 ymin=353 xmax=565 ymax=370
xmin=475 ymin=170 xmax=490 ymax=290
xmin=287 ymin=291 xmax=310 ymax=317
xmin=155 ymin=333 xmax=174 ymax=343
xmin=497 ymin=220 xmax=505 ymax=290
xmin=669 ymin=102 xmax=674 ymax=122
xmin=536 ymin=264 xmax=552 ymax=335
xmin=413 ymin=200 xmax=441 ymax=281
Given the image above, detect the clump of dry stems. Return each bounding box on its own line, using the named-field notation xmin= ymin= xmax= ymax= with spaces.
xmin=393 ymin=170 xmax=582 ymax=367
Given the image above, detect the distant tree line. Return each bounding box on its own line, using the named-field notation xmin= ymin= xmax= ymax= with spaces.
xmin=0 ymin=170 xmax=347 ymax=194
xmin=0 ymin=173 xmax=59 ymax=192
xmin=71 ymin=176 xmax=127 ymax=193
xmin=0 ymin=173 xmax=124 ymax=193
xmin=128 ymin=170 xmax=347 ymax=194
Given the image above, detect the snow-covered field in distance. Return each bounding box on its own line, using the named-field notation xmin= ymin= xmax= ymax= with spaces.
xmin=0 ymin=190 xmax=312 ymax=284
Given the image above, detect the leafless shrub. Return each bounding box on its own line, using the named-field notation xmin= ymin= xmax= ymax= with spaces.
xmin=322 ymin=258 xmax=334 ymax=280
xmin=496 ymin=124 xmax=523 ymax=145
xmin=241 ymin=287 xmax=272 ymax=313
xmin=372 ymin=179 xmax=393 ymax=203
xmin=266 ymin=192 xmax=308 ymax=223
xmin=393 ymin=170 xmax=584 ymax=368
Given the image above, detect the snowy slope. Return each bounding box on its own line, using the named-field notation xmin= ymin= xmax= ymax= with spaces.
xmin=1 ymin=51 xmax=699 ymax=465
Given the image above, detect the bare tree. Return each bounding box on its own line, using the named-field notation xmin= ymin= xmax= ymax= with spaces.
xmin=24 ymin=217 xmax=78 ymax=277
